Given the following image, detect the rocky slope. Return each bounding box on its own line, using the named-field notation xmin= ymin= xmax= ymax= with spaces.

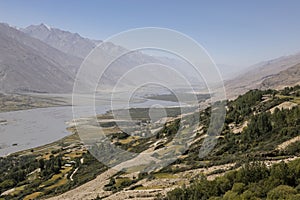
xmin=22 ymin=24 xmax=101 ymax=59
xmin=260 ymin=63 xmax=300 ymax=90
xmin=225 ymin=52 xmax=300 ymax=98
xmin=0 ymin=23 xmax=81 ymax=93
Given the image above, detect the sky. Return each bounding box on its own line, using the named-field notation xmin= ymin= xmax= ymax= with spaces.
xmin=1 ymin=0 xmax=300 ymax=69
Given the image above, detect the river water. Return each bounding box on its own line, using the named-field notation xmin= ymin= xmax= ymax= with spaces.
xmin=0 ymin=98 xmax=181 ymax=156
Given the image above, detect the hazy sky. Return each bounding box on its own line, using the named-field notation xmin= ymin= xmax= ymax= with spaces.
xmin=1 ymin=0 xmax=300 ymax=69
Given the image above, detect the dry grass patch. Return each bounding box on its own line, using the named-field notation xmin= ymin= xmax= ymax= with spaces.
xmin=41 ymin=167 xmax=72 ymax=188
xmin=119 ymin=136 xmax=139 ymax=144
xmin=154 ymin=173 xmax=178 ymax=179
xmin=23 ymin=192 xmax=43 ymax=200
xmin=134 ymin=185 xmax=164 ymax=190
xmin=46 ymin=177 xmax=68 ymax=190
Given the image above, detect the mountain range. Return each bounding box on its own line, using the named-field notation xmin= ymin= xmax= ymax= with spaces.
xmin=0 ymin=22 xmax=299 ymax=95
xmin=22 ymin=23 xmax=101 ymax=59
xmin=0 ymin=23 xmax=80 ymax=93
xmin=225 ymin=52 xmax=300 ymax=98
xmin=0 ymin=23 xmax=206 ymax=93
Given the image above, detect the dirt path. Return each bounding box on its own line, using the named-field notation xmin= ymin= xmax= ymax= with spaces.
xmin=269 ymin=101 xmax=298 ymax=114
xmin=45 ymin=168 xmax=117 ymax=200
xmin=277 ymin=136 xmax=300 ymax=150
xmin=69 ymin=168 xmax=78 ymax=182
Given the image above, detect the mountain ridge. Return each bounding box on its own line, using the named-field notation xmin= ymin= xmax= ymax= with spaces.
xmin=0 ymin=23 xmax=81 ymax=93
xmin=225 ymin=52 xmax=300 ymax=98
xmin=1 ymin=22 xmax=300 ymax=95
xmin=22 ymin=23 xmax=101 ymax=59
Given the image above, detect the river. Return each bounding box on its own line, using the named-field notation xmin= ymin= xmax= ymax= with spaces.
xmin=0 ymin=98 xmax=181 ymax=156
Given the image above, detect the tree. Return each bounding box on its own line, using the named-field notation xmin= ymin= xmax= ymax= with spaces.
xmin=167 ymin=187 xmax=186 ymax=200
xmin=270 ymin=162 xmax=294 ymax=186
xmin=231 ymin=182 xmax=245 ymax=194
xmin=39 ymin=159 xmax=45 ymax=170
xmin=237 ymin=162 xmax=269 ymax=184
xmin=267 ymin=185 xmax=297 ymax=200
xmin=223 ymin=191 xmax=241 ymax=200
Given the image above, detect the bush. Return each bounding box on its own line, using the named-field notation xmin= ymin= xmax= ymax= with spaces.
xmin=0 ymin=179 xmax=16 ymax=190
xmin=231 ymin=182 xmax=245 ymax=194
xmin=267 ymin=185 xmax=297 ymax=199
